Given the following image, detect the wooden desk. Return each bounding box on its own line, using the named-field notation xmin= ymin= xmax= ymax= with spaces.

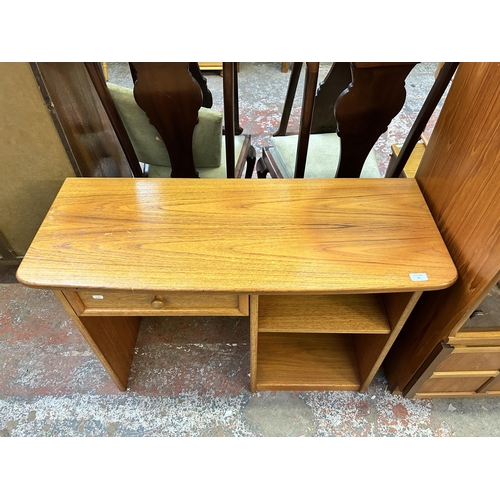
xmin=16 ymin=178 xmax=457 ymax=392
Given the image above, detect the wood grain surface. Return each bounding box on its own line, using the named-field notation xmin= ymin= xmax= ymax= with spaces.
xmin=384 ymin=62 xmax=500 ymax=393
xmin=17 ymin=178 xmax=456 ymax=294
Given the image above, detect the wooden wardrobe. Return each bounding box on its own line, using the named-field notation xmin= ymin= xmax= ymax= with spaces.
xmin=384 ymin=62 xmax=500 ymax=397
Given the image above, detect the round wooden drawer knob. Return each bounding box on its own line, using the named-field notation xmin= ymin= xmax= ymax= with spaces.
xmin=150 ymin=295 xmax=165 ymax=309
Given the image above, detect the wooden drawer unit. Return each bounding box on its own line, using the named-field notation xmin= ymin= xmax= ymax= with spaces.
xmin=63 ymin=290 xmax=249 ymax=317
xmin=398 ymin=283 xmax=500 ymax=398
xmin=407 ymin=329 xmax=500 ymax=397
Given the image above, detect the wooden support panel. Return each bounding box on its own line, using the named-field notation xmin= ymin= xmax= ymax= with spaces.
xmin=56 ymin=291 xmax=141 ymax=391
xmin=415 ymin=392 xmax=500 ymax=398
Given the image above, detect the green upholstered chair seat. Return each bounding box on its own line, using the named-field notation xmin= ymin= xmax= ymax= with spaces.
xmin=270 ymin=133 xmax=381 ymax=178
xmin=148 ymin=134 xmax=248 ymax=178
xmin=107 ymin=82 xmax=222 ymax=170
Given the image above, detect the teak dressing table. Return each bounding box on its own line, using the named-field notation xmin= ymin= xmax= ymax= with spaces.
xmin=16 ymin=178 xmax=457 ymax=393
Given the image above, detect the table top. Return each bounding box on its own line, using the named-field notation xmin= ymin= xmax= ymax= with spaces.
xmin=16 ymin=178 xmax=457 ymax=294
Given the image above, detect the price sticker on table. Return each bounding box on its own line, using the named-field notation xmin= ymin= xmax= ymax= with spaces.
xmin=409 ymin=273 xmax=428 ymax=282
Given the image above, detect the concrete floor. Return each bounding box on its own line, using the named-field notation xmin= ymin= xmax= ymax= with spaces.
xmin=1 ymin=64 xmax=500 ymax=444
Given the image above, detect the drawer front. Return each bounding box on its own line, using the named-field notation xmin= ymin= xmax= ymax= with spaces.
xmin=417 ymin=374 xmax=494 ymax=395
xmin=435 ymin=347 xmax=500 ymax=372
xmin=413 ymin=345 xmax=500 ymax=397
xmin=66 ymin=290 xmax=249 ymax=316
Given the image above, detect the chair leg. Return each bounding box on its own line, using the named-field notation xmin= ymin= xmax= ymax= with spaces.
xmin=256 ymin=158 xmax=269 ymax=178
xmin=256 ymin=150 xmax=283 ymax=178
xmin=274 ymin=62 xmax=303 ymax=137
xmin=245 ymin=145 xmax=256 ymax=178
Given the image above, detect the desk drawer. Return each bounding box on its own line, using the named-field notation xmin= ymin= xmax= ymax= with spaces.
xmin=65 ymin=290 xmax=249 ymax=316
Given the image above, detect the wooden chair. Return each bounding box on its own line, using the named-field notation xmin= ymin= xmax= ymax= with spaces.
xmin=91 ymin=62 xmax=255 ymax=178
xmin=257 ymin=62 xmax=417 ymax=179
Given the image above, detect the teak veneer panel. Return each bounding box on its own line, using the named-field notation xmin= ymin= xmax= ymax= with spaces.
xmin=257 ymin=294 xmax=391 ymax=334
xmin=355 ymin=291 xmax=422 ymax=392
xmin=17 ymin=178 xmax=457 ymax=295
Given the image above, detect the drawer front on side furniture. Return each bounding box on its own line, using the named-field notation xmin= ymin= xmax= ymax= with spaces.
xmin=64 ymin=290 xmax=249 ymax=317
xmin=414 ymin=346 xmax=500 ymax=397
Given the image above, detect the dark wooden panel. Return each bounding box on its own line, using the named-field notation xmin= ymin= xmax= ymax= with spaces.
xmin=34 ymin=62 xmax=134 ymax=178
xmin=86 ymin=62 xmax=143 ymax=177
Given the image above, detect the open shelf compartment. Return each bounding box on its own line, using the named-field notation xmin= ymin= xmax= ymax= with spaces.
xmin=251 ymin=293 xmax=421 ymax=393
xmin=258 ymin=294 xmax=391 ymax=334
xmin=256 ymin=332 xmax=361 ymax=391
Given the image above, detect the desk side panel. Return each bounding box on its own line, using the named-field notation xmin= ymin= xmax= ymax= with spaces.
xmin=55 ymin=291 xmax=140 ymax=391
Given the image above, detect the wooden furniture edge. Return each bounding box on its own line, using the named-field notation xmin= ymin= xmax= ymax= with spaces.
xmin=55 ymin=291 xmax=141 ymax=391
xmin=402 ymin=342 xmax=454 ymax=398
xmin=250 ymin=295 xmax=259 ymax=392
xmin=356 ymin=291 xmax=422 ymax=392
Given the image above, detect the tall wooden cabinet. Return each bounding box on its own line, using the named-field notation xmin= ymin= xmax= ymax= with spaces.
xmin=384 ymin=62 xmax=500 ymax=397
xmin=0 ymin=62 xmax=135 ymax=264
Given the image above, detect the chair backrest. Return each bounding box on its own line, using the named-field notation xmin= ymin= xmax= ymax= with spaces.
xmin=279 ymin=62 xmax=418 ymax=178
xmin=274 ymin=62 xmax=352 ymax=137
xmin=127 ymin=62 xmax=214 ymax=110
xmin=131 ymin=62 xmax=205 ymax=178
xmin=91 ymin=62 xmax=240 ymax=178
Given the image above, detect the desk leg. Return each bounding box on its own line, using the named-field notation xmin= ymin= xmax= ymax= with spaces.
xmin=249 ymin=295 xmax=259 ymax=392
xmin=54 ymin=291 xmax=141 ymax=391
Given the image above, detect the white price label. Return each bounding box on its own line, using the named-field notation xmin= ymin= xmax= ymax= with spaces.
xmin=409 ymin=273 xmax=428 ymax=282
